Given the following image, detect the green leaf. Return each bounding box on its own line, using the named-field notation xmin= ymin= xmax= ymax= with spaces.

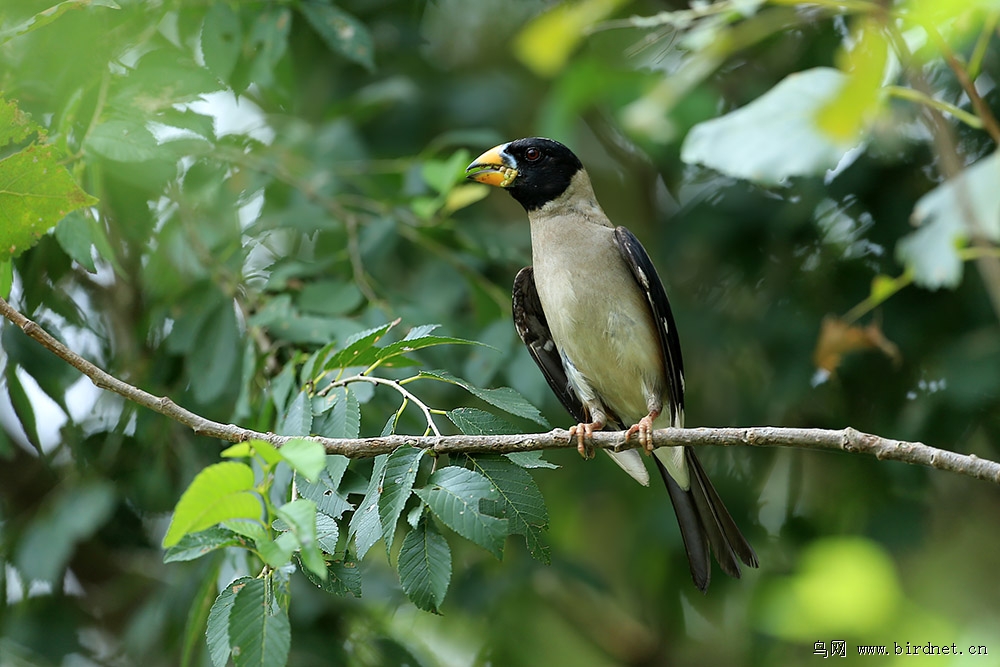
xmin=398 ymin=517 xmax=451 ymax=613
xmin=0 ymin=260 xmax=11 ymax=299
xmin=314 ymin=386 xmax=360 ymax=439
xmin=299 ymin=553 xmax=362 ymax=597
xmin=241 ymin=8 xmax=292 ymax=92
xmin=298 ymin=280 xmax=363 ymax=316
xmin=275 ymin=498 xmax=326 ymax=579
xmin=348 ymin=454 xmax=388 ymax=559
xmin=206 ymin=577 xmax=252 ymax=667
xmin=277 ymin=438 xmax=326 ymax=482
xmin=315 ymin=511 xmax=340 ymax=553
xmin=682 ymin=67 xmax=858 ymax=185
xmin=229 ymin=577 xmax=291 ymax=667
xmin=298 ymin=1 xmax=375 ymax=71
xmin=257 ymin=532 xmax=298 ymax=568
xmin=202 ymin=2 xmax=243 ymax=83
xmin=466 ymin=455 xmax=550 ymax=563
xmin=897 ymin=150 xmax=1000 ymax=290
xmin=422 ymin=150 xmax=472 ymax=195
xmin=378 ymin=446 xmax=425 ymax=553
xmin=0 ymin=0 xmax=120 ymax=46
xmin=181 ymin=557 xmax=222 ymax=667
xmin=420 ymin=370 xmax=548 ymax=426
xmin=54 ymin=212 xmax=97 ymax=272
xmin=190 ymin=301 xmax=241 ymax=403
xmin=0 ymin=145 xmax=98 ymax=259
xmin=14 ymin=481 xmax=115 ymax=582
xmin=85 ymin=118 xmax=161 ymax=162
xmin=162 ymin=462 xmax=261 ymax=548
xmin=296 ymin=456 xmax=354 ymax=519
xmin=5 ymin=365 xmax=40 ymax=450
xmin=163 ymin=527 xmax=245 ymax=563
xmin=322 ymin=320 xmax=397 ymax=371
xmin=277 ymin=390 xmax=313 ymax=437
xmin=505 ymin=451 xmax=559 ymax=470
xmin=414 ymin=466 xmax=507 ymax=559
xmin=447 ymin=407 xmax=519 ymax=435
xmin=0 ymin=95 xmax=41 ymax=146
xmin=222 ymin=442 xmax=254 ymax=459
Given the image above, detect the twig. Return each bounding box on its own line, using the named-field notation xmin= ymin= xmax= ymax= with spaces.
xmin=2 ymin=295 xmax=998 ymax=485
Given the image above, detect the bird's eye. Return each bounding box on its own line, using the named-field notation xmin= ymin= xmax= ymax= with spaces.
xmin=524 ymin=147 xmax=542 ymax=162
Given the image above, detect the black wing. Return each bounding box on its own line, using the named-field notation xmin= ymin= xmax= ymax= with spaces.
xmin=613 ymin=226 xmax=685 ymax=427
xmin=512 ymin=267 xmax=589 ymax=424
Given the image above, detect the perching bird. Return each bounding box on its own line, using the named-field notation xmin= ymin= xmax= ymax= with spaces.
xmin=466 ymin=137 xmax=757 ymax=591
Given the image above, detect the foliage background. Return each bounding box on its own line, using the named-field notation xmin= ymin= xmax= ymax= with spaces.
xmin=2 ymin=0 xmax=1000 ymax=665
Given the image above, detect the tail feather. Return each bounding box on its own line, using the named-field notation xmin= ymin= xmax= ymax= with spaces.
xmin=654 ymin=448 xmax=757 ymax=591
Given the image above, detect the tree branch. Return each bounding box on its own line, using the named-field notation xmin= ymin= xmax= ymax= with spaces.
xmin=2 ymin=295 xmax=998 ymax=485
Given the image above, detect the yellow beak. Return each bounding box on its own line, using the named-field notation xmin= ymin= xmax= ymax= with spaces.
xmin=465 ymin=144 xmax=518 ymax=188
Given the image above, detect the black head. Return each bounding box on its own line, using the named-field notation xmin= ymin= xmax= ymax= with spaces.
xmin=466 ymin=137 xmax=584 ymax=212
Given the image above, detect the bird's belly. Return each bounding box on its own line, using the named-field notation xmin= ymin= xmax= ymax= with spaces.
xmin=540 ymin=273 xmax=662 ymax=424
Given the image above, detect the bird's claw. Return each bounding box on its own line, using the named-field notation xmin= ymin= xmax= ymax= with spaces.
xmin=625 ymin=413 xmax=658 ymax=455
xmin=569 ymin=421 xmax=599 ymax=459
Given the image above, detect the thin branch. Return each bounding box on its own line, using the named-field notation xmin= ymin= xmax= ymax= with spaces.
xmin=1 ymin=295 xmax=998 ymax=485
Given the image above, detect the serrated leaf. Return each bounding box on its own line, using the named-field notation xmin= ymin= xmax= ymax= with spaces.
xmin=299 ymin=553 xmax=362 ymax=597
xmin=202 ymin=2 xmax=242 ymax=83
xmin=229 ymin=578 xmax=291 ymax=667
xmin=85 ymin=118 xmax=160 ymax=162
xmin=348 ymin=454 xmax=388 ymax=559
xmin=378 ymin=446 xmax=425 ymax=553
xmin=276 ymin=498 xmax=325 ymax=579
xmin=207 ymin=577 xmax=252 ymax=667
xmin=466 ymin=456 xmax=549 ymax=563
xmin=447 ymin=407 xmax=519 ymax=435
xmin=296 ymin=456 xmax=354 ymax=519
xmin=414 ymin=466 xmax=507 ymax=559
xmin=0 ymin=96 xmax=41 ymax=145
xmin=277 ymin=438 xmax=326 ymax=482
xmin=505 ymin=451 xmax=559 ymax=470
xmin=163 ymin=527 xmax=245 ymax=563
xmin=314 ymin=386 xmax=360 ymax=439
xmin=277 ymin=390 xmax=312 ymax=437
xmin=162 ymin=462 xmax=261 ymax=548
xmin=315 ymin=511 xmax=340 ymax=553
xmin=398 ymin=517 xmax=451 ymax=613
xmin=420 ymin=370 xmax=548 ymax=426
xmin=298 ymin=1 xmax=375 ymax=70
xmin=323 ymin=321 xmax=396 ymax=370
xmin=682 ymin=67 xmax=859 ymax=185
xmin=0 ymin=145 xmax=98 ymax=259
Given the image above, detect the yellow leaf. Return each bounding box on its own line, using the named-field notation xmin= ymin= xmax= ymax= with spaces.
xmin=815 ymin=17 xmax=888 ymax=143
xmin=513 ymin=0 xmax=626 ymax=77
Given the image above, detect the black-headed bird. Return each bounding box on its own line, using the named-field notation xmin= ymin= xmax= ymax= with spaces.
xmin=466 ymin=137 xmax=757 ymax=591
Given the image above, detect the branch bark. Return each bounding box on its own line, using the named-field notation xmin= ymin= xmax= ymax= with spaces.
xmin=2 ymin=295 xmax=999 ymax=485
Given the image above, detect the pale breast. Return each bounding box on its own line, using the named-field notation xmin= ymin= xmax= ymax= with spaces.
xmin=530 ymin=213 xmax=665 ymax=425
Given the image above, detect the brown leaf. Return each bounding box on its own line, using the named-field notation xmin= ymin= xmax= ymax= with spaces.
xmin=813 ymin=316 xmax=901 ymax=374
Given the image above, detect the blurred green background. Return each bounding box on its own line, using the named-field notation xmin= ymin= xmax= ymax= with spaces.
xmin=2 ymin=0 xmax=1000 ymax=665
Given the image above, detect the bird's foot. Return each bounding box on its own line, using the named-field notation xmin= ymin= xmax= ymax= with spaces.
xmin=569 ymin=420 xmax=602 ymax=459
xmin=625 ymin=410 xmax=660 ymax=455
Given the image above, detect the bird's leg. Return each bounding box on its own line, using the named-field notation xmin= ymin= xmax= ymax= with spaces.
xmin=569 ymin=412 xmax=605 ymax=459
xmin=626 ymin=408 xmax=661 ymax=455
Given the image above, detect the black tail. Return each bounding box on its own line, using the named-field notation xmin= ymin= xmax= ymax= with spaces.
xmin=655 ymin=448 xmax=758 ymax=592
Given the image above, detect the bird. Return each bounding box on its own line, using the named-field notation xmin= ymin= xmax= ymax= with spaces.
xmin=465 ymin=137 xmax=757 ymax=591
